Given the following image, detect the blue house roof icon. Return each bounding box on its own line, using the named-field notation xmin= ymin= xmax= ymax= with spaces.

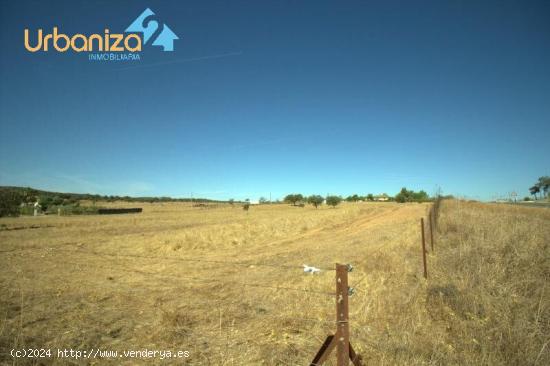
xmin=126 ymin=8 xmax=179 ymax=52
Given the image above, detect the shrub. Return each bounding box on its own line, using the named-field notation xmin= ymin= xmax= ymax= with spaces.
xmin=345 ymin=194 xmax=360 ymax=202
xmin=325 ymin=195 xmax=342 ymax=207
xmin=38 ymin=195 xmax=54 ymax=211
xmin=42 ymin=204 xmax=100 ymax=215
xmin=395 ymin=187 xmax=430 ymax=203
xmin=284 ymin=194 xmax=304 ymax=206
xmin=0 ymin=190 xmax=23 ymax=217
xmin=19 ymin=205 xmax=35 ymax=216
xmin=307 ymin=195 xmax=324 ymax=208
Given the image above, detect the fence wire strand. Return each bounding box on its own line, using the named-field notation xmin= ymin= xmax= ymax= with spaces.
xmin=54 ymin=246 xmax=336 ymax=272
xmin=52 ymin=249 xmax=336 ymax=297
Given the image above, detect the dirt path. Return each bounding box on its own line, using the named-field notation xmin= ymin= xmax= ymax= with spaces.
xmin=233 ymin=204 xmax=428 ymax=262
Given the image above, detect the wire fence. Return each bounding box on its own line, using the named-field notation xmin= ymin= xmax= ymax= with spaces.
xmin=1 ymin=204 xmax=414 ymax=365
xmin=0 ymin=236 xmax=337 ymax=274
xmin=40 ymin=272 xmax=339 ymax=327
xmin=46 ymin=253 xmax=338 ymax=301
xmin=24 ymin=246 xmax=362 ymax=327
xmin=418 ymin=196 xmax=443 ymax=279
xmin=5 ymin=252 xmax=350 ymax=364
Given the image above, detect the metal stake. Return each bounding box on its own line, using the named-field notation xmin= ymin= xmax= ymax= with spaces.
xmin=421 ymin=218 xmax=428 ymax=279
xmin=336 ymin=264 xmax=350 ymax=365
xmin=429 ymin=212 xmax=434 ymax=252
xmin=310 ymin=264 xmax=363 ymax=366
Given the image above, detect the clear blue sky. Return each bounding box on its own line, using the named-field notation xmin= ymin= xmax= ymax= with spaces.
xmin=1 ymin=0 xmax=549 ymax=201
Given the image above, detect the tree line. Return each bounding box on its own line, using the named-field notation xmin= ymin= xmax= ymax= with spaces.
xmin=283 ymin=194 xmax=343 ymax=208
xmin=0 ymin=185 xmax=439 ymax=217
xmin=281 ymin=187 xmax=434 ymax=208
xmin=529 ymin=176 xmax=550 ymax=200
xmin=0 ymin=186 xmax=226 ymax=217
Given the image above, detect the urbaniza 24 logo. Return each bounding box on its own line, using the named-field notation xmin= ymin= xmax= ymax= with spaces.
xmin=24 ymin=8 xmax=179 ymax=61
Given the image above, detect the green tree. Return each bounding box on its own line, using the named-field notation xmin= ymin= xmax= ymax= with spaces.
xmin=38 ymin=195 xmax=54 ymax=211
xmin=21 ymin=188 xmax=36 ymax=204
xmin=413 ymin=190 xmax=429 ymax=202
xmin=284 ymin=194 xmax=304 ymax=206
xmin=538 ymin=176 xmax=550 ymax=199
xmin=395 ymin=187 xmax=430 ymax=203
xmin=259 ymin=197 xmax=267 ymax=204
xmin=307 ymin=195 xmax=324 ymax=208
xmin=52 ymin=196 xmax=64 ymax=206
xmin=366 ymin=193 xmax=374 ymax=201
xmin=345 ymin=194 xmax=360 ymax=202
xmin=529 ymin=185 xmax=540 ymax=200
xmin=283 ymin=194 xmax=293 ymax=204
xmin=395 ymin=188 xmax=411 ymax=203
xmin=326 ymin=195 xmax=342 ymax=208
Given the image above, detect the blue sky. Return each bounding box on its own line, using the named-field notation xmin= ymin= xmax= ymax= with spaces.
xmin=1 ymin=0 xmax=549 ymax=201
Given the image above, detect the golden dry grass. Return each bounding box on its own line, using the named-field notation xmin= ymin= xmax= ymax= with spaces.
xmin=0 ymin=200 xmax=548 ymax=365
xmin=427 ymin=200 xmax=550 ymax=365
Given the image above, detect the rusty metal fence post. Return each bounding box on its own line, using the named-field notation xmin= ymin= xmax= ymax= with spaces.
xmin=310 ymin=263 xmax=363 ymax=366
xmin=429 ymin=211 xmax=434 ymax=252
xmin=336 ymin=264 xmax=350 ymax=365
xmin=421 ymin=218 xmax=428 ymax=279
xmin=433 ymin=198 xmax=440 ymax=230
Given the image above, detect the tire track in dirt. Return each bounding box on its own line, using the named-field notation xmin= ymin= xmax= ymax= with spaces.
xmin=234 ymin=204 xmax=426 ymax=262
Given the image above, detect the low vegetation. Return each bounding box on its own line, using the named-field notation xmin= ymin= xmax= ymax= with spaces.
xmin=0 ymin=186 xmax=229 ymax=217
xmin=0 ymin=189 xmax=22 ymax=217
xmin=283 ymin=194 xmax=304 ymax=206
xmin=307 ymin=195 xmax=324 ymax=208
xmin=394 ymin=187 xmax=430 ymax=203
xmin=426 ymin=200 xmax=549 ymax=365
xmin=325 ymin=195 xmax=343 ymax=207
xmin=1 ymin=186 xmax=445 ymax=218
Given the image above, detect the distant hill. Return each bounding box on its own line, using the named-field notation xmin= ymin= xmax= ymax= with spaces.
xmin=0 ymin=186 xmax=226 ymax=204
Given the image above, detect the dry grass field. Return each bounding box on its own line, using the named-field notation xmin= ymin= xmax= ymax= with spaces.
xmin=0 ymin=200 xmax=548 ymax=365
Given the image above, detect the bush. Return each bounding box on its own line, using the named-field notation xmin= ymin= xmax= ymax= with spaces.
xmin=307 ymin=195 xmax=324 ymax=208
xmin=326 ymin=195 xmax=342 ymax=208
xmin=395 ymin=187 xmax=430 ymax=203
xmin=284 ymin=194 xmax=304 ymax=206
xmin=19 ymin=205 xmax=35 ymax=215
xmin=345 ymin=194 xmax=360 ymax=202
xmin=38 ymin=195 xmax=55 ymax=211
xmin=0 ymin=190 xmax=23 ymax=217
